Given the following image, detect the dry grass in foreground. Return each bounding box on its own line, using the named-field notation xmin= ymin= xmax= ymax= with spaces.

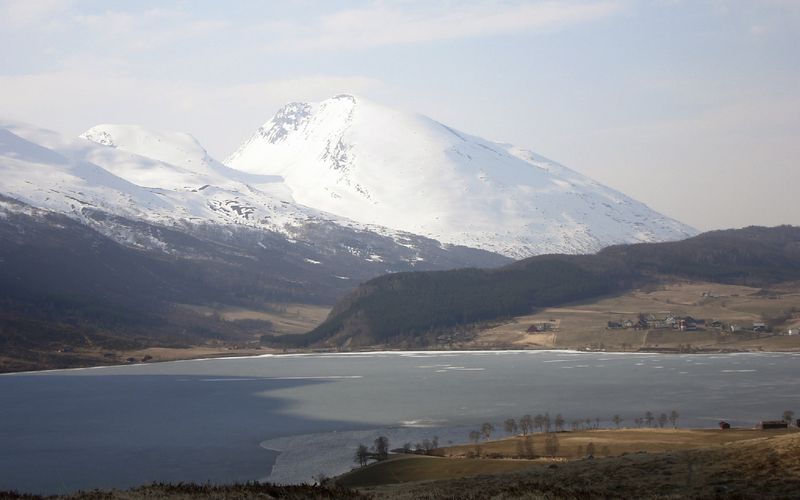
xmin=0 ymin=482 xmax=366 ymax=500
xmin=343 ymin=429 xmax=800 ymax=499
xmin=442 ymin=427 xmax=798 ymax=459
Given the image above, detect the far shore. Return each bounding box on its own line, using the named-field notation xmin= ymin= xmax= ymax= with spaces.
xmin=3 ymin=344 xmax=799 ymax=375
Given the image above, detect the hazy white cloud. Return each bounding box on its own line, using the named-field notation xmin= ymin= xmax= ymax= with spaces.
xmin=270 ymin=0 xmax=624 ymax=50
xmin=564 ymin=90 xmax=800 ymax=230
xmin=0 ymin=0 xmax=70 ymax=26
xmin=71 ymin=8 xmax=230 ymax=52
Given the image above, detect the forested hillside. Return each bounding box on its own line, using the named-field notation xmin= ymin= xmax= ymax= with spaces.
xmin=280 ymin=226 xmax=800 ymax=348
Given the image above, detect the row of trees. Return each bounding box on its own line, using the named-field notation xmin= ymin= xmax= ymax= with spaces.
xmin=481 ymin=410 xmax=683 ymax=441
xmin=354 ymin=434 xmax=443 ymax=468
xmin=630 ymin=410 xmax=680 ymax=429
xmin=354 ymin=436 xmax=390 ymax=467
xmin=355 ymin=409 xmax=794 ymax=469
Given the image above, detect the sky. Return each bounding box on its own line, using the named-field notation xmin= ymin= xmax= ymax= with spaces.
xmin=1 ymin=0 xmax=798 ymax=231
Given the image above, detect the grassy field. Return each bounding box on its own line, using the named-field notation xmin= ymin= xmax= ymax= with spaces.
xmin=337 ymin=455 xmax=538 ymax=488
xmin=342 ymin=429 xmax=800 ymax=499
xmin=176 ymin=302 xmax=331 ymax=335
xmin=472 ymin=280 xmax=800 ymax=352
xmin=440 ymin=427 xmax=799 ymax=459
xmin=108 ymin=303 xmax=332 ymax=365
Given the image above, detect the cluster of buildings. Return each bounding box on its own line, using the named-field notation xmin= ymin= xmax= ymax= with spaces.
xmin=606 ymin=313 xmax=799 ymax=336
xmin=607 ymin=314 xmax=706 ymax=332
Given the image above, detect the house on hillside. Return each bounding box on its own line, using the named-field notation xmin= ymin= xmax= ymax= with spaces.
xmin=752 ymin=322 xmax=767 ymax=333
xmin=719 ymin=421 xmax=731 ymax=430
xmin=757 ymin=420 xmax=788 ymax=430
xmin=527 ymin=321 xmax=557 ymax=333
xmin=607 ymin=319 xmax=634 ymax=329
xmin=678 ymin=316 xmax=698 ymax=331
xmin=640 ymin=313 xmax=675 ymax=329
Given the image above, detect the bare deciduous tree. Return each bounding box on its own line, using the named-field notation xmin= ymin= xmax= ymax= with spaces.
xmin=669 ymin=410 xmax=679 ymax=429
xmin=612 ymin=415 xmax=622 ymax=429
xmin=481 ymin=422 xmax=495 ymax=441
xmin=373 ymin=436 xmax=389 ymax=460
xmin=504 ymin=418 xmax=518 ymax=435
xmin=469 ymin=430 xmax=481 ymax=457
xmin=782 ymin=410 xmax=795 ymax=424
xmin=644 ymin=411 xmax=654 ymax=428
xmin=554 ymin=414 xmax=565 ymax=432
xmin=355 ymin=444 xmax=369 ymax=467
xmin=534 ymin=414 xmax=544 ymax=433
xmin=520 ymin=414 xmax=533 ymax=435
xmin=421 ymin=438 xmax=433 ymax=454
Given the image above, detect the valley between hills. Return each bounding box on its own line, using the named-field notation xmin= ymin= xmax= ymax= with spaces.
xmin=6 ymin=278 xmax=797 ymax=374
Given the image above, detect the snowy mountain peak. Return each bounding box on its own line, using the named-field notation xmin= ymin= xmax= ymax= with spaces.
xmin=225 ymin=95 xmax=697 ymax=258
xmin=79 ymin=123 xmax=293 ymax=200
xmin=81 ymin=124 xmax=211 ymax=171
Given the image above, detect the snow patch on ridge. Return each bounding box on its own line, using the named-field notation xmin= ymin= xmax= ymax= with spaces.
xmin=225 ymin=95 xmax=697 ymax=258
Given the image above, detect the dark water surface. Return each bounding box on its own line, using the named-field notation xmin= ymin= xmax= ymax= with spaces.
xmin=1 ymin=351 xmax=798 ymax=493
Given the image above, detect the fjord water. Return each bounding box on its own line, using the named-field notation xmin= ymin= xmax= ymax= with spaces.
xmin=1 ymin=351 xmax=798 ymax=494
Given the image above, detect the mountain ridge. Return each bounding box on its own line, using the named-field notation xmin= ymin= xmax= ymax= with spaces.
xmin=226 ymin=94 xmax=696 ymax=258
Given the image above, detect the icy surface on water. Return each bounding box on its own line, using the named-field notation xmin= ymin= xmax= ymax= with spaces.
xmin=260 ymin=425 xmax=472 ymax=484
xmin=1 ymin=350 xmax=799 ymax=493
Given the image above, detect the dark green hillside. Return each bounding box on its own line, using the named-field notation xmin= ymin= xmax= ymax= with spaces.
xmin=599 ymin=225 xmax=800 ymax=285
xmin=281 ymin=226 xmax=800 ymax=348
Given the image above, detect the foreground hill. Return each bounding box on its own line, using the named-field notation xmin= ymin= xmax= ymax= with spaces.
xmin=5 ymin=429 xmax=796 ymax=499
xmin=285 ymin=226 xmax=800 ymax=348
xmin=343 ymin=430 xmax=800 ymax=499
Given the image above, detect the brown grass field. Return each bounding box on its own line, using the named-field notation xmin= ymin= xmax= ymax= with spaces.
xmin=470 ymin=280 xmax=800 ymax=352
xmin=176 ymin=302 xmax=331 ymax=335
xmin=440 ymin=427 xmax=799 ymax=459
xmin=340 ymin=428 xmax=800 ymax=499
xmin=109 ymin=302 xmax=332 ymax=364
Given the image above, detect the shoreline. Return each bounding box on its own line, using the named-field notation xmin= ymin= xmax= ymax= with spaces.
xmin=3 ymin=345 xmax=798 ymax=376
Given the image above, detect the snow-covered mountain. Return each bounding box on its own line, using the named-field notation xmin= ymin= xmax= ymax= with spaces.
xmin=0 ymin=119 xmax=507 ymax=290
xmin=80 ymin=124 xmax=293 ymax=199
xmin=226 ymin=94 xmax=696 ymax=258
